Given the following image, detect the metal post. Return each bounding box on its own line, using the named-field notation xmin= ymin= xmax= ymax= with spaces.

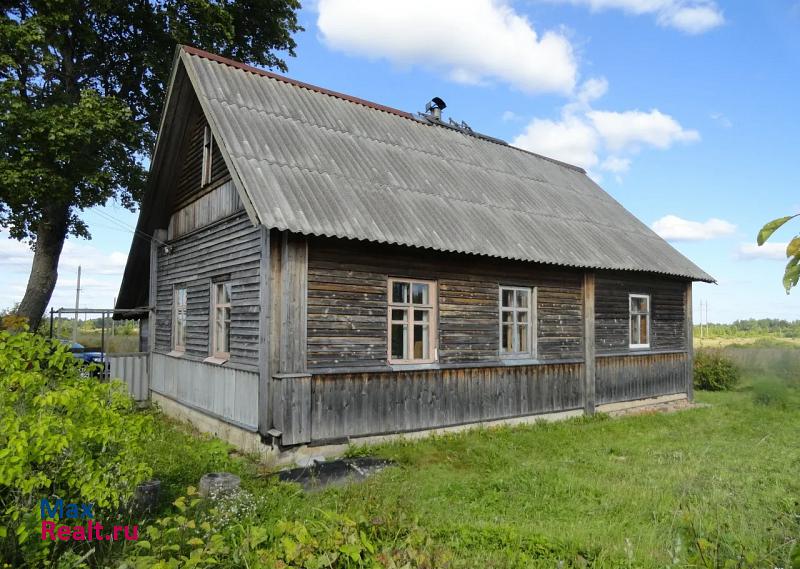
xmin=100 ymin=310 xmax=106 ymax=380
xmin=49 ymin=308 xmax=54 ymax=339
xmin=72 ymin=266 xmax=81 ymax=342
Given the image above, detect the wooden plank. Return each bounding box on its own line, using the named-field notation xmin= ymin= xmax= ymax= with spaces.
xmin=309 ymin=362 xmax=583 ymax=440
xmin=583 ymin=272 xmax=595 ymax=414
xmin=685 ymin=282 xmax=694 ymax=402
xmin=257 ymin=226 xmax=271 ymax=435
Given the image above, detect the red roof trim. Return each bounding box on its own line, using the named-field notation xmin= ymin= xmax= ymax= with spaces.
xmin=180 ymin=45 xmax=416 ymax=121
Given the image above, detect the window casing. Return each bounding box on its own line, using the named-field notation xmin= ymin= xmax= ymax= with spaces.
xmin=201 ymin=125 xmax=214 ymax=186
xmin=629 ymin=294 xmax=651 ymax=349
xmin=173 ymin=287 xmax=187 ymax=351
xmin=499 ymin=286 xmax=535 ymax=357
xmin=212 ymin=282 xmax=232 ymax=359
xmin=388 ymin=278 xmax=437 ymax=364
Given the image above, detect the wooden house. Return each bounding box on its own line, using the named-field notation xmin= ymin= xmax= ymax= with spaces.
xmin=115 ymin=46 xmax=713 ymax=457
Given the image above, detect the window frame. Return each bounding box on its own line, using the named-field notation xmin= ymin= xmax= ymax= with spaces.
xmin=629 ymin=293 xmax=651 ymax=349
xmin=498 ymin=285 xmax=536 ymax=359
xmin=172 ymin=286 xmax=188 ymax=352
xmin=387 ymin=277 xmax=438 ymax=365
xmin=201 ymin=125 xmax=214 ymax=187
xmin=211 ymin=281 xmax=232 ymax=360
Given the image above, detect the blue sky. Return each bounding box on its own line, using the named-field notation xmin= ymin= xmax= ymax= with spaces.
xmin=2 ymin=0 xmax=799 ymax=323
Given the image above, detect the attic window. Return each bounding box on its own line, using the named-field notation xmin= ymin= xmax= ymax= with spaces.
xmin=201 ymin=124 xmax=214 ymax=186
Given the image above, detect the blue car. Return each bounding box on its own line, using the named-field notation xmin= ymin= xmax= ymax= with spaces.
xmin=58 ymin=340 xmax=108 ymax=376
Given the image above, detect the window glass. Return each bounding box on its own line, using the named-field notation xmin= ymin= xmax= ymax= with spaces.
xmin=629 ymin=294 xmax=651 ymax=347
xmin=392 ymin=282 xmax=409 ymax=304
xmin=213 ymin=282 xmax=231 ymax=357
xmin=412 ymin=283 xmax=429 ymax=304
xmin=500 ymin=286 xmax=534 ymax=356
xmin=388 ymin=279 xmax=436 ymax=363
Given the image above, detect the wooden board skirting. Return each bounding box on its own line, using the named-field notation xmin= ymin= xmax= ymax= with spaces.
xmin=309 ymin=362 xmax=584 ymax=441
xmin=595 ymin=351 xmax=689 ymax=405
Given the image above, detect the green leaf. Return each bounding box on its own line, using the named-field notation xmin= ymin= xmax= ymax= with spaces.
xmin=783 ymin=261 xmax=800 ymax=293
xmin=787 ymin=236 xmax=800 ymax=258
xmin=757 ymin=215 xmax=798 ymax=245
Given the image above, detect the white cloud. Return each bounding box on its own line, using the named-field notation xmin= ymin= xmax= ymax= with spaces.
xmin=651 ymin=215 xmax=736 ymax=241
xmin=588 ymin=109 xmax=700 ymax=152
xmin=551 ymin=0 xmax=724 ymax=34
xmin=316 ymin=0 xmax=578 ymax=94
xmin=600 ymin=156 xmax=631 ymax=173
xmin=737 ymin=242 xmax=788 ymax=261
xmin=513 ymin=115 xmax=600 ymax=168
xmin=710 ymin=112 xmax=732 ymax=128
xmin=511 ymin=77 xmax=698 ymax=173
xmin=501 ymin=110 xmax=523 ymax=122
xmin=0 ymin=231 xmax=127 ymax=311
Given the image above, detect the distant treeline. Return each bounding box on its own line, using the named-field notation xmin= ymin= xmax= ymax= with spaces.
xmin=696 ymin=319 xmax=800 ymax=338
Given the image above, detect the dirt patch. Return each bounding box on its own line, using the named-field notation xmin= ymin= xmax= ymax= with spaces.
xmin=275 ymin=457 xmax=394 ymax=491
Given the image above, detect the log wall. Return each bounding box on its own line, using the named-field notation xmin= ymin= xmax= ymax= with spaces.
xmin=595 ymin=272 xmax=687 ymax=355
xmin=307 ymin=238 xmax=584 ymax=370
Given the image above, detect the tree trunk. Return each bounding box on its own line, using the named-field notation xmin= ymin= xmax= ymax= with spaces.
xmin=17 ymin=204 xmax=71 ymax=331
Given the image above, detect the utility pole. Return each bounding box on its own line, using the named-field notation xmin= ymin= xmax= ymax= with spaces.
xmin=72 ymin=265 xmax=81 ymax=343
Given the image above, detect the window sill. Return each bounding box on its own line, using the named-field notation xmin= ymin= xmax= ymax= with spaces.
xmin=203 ymin=356 xmax=229 ymax=366
xmin=167 ymin=350 xmax=185 ymax=358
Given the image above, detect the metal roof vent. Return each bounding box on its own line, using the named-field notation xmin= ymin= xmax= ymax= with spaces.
xmin=425 ymin=97 xmax=446 ymax=121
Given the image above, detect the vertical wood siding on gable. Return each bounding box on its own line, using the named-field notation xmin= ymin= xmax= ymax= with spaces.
xmin=595 ymin=273 xmax=687 ymax=355
xmin=306 ymin=237 xmax=584 ymax=370
xmin=155 ymin=212 xmax=261 ymax=367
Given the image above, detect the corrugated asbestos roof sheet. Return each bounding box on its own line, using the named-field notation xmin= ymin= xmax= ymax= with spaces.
xmin=182 ymin=48 xmax=713 ymax=282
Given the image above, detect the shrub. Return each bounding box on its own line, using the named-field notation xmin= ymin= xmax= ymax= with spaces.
xmin=0 ymin=331 xmax=153 ymax=566
xmin=119 ymin=486 xmax=449 ymax=569
xmin=694 ymin=350 xmax=740 ymax=391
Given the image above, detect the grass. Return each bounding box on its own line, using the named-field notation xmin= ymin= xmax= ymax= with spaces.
xmin=142 ymin=352 xmax=800 ymax=568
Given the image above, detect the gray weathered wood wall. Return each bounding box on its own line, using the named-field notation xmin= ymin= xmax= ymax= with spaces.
xmin=150 ymin=352 xmax=259 ymax=430
xmin=310 ymin=362 xmax=584 ymax=441
xmin=595 ymin=272 xmax=687 ymax=354
xmin=595 ymin=352 xmax=689 ymax=404
xmin=307 ymin=237 xmax=584 ymax=370
xmin=155 ymin=211 xmax=262 ymax=367
xmin=173 ymin=110 xmax=231 ymax=211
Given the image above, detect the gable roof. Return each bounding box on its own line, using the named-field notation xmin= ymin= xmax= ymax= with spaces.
xmin=117 ymin=46 xmax=712 ymax=311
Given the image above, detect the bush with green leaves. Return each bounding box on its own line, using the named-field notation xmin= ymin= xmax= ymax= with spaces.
xmin=694 ymin=350 xmax=740 ymax=391
xmin=119 ymin=486 xmax=449 ymax=569
xmin=0 ymin=331 xmax=153 ymax=566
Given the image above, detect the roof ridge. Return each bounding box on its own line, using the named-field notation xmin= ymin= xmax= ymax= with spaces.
xmin=180 ymin=45 xmax=587 ymax=175
xmin=180 ymin=45 xmax=415 ymax=121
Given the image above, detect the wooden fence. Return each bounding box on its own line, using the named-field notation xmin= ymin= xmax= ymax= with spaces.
xmin=108 ymin=352 xmax=150 ymax=402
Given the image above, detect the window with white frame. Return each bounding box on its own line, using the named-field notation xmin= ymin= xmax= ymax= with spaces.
xmin=500 ymin=286 xmax=534 ymax=357
xmin=212 ymin=282 xmax=231 ymax=359
xmin=629 ymin=294 xmax=650 ymax=348
xmin=173 ymin=287 xmax=187 ymax=351
xmin=388 ymin=278 xmax=436 ymax=363
xmin=201 ymin=125 xmax=214 ymax=186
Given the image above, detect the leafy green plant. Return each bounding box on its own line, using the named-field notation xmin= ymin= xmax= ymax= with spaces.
xmin=757 ymin=214 xmax=800 ymax=292
xmin=0 ymin=331 xmax=153 ymax=566
xmin=694 ymin=350 xmax=741 ymax=391
xmin=119 ymin=486 xmax=449 ymax=569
